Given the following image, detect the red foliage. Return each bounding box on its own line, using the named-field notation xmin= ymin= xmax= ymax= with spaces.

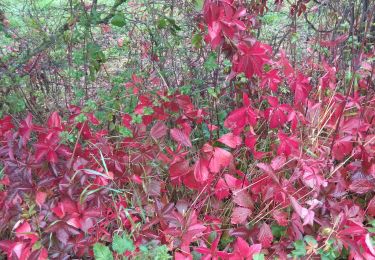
xmin=0 ymin=0 xmax=374 ymax=259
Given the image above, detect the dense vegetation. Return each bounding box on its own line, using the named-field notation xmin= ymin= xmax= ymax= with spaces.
xmin=0 ymin=0 xmax=374 ymax=259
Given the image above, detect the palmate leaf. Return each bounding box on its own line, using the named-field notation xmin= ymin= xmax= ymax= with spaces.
xmin=204 ymin=52 xmax=218 ymax=71
xmin=192 ymin=33 xmax=203 ymax=48
xmin=93 ymin=243 xmax=113 ymax=260
xmin=258 ymin=223 xmax=273 ymax=248
xmin=291 ymin=240 xmax=306 ymax=258
xmin=232 ymin=237 xmax=262 ymax=259
xmin=112 ymin=233 xmax=135 ymax=254
xmin=253 ymin=253 xmax=265 ymax=260
xmin=233 ymin=41 xmax=270 ymax=79
xmin=170 ymin=128 xmax=192 ymax=147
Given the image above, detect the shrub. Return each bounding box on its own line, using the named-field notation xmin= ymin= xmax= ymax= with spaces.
xmin=1 ymin=0 xmax=374 ymax=259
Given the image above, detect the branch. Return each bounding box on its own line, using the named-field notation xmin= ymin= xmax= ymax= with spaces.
xmin=303 ymin=7 xmax=349 ymax=34
xmin=98 ymin=0 xmax=127 ymax=24
xmin=4 ymin=0 xmax=128 ymax=75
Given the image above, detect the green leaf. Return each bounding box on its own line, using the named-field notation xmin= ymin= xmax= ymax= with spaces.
xmin=131 ymin=114 xmax=142 ymax=124
xmin=157 ymin=18 xmax=168 ymax=29
xmin=83 ymin=99 xmax=97 ymax=112
xmin=143 ymin=107 xmax=154 ymax=115
xmin=165 ymin=18 xmax=181 ymax=31
xmin=180 ymin=85 xmax=192 ymax=95
xmin=59 ymin=131 xmax=75 ymax=144
xmin=304 ymin=235 xmax=318 ymax=247
xmin=253 ymin=253 xmax=265 ymax=260
xmin=218 ymin=110 xmax=227 ymax=122
xmin=194 ymin=0 xmax=203 ymax=11
xmin=318 ymin=239 xmax=340 ymax=260
xmin=111 ymin=13 xmax=126 ymax=27
xmin=93 ymin=243 xmax=113 ymax=260
xmin=223 ymin=59 xmax=231 ymax=68
xmin=207 ymin=87 xmax=218 ymax=98
xmin=153 ymin=245 xmax=171 ymax=259
xmin=119 ymin=126 xmax=133 ymax=138
xmin=219 ymin=231 xmax=234 ymax=248
xmin=271 ymin=225 xmax=286 ymax=239
xmin=112 ymin=233 xmax=135 ymax=254
xmin=204 ymin=52 xmax=218 ymax=71
xmin=6 ymin=94 xmax=25 ymax=113
xmin=139 ymin=245 xmax=148 ymax=253
xmin=192 ymin=33 xmax=203 ymax=48
xmin=292 ymin=240 xmax=306 ymax=257
xmin=75 ymin=113 xmax=88 ymax=123
xmin=368 ymin=227 xmax=375 ymax=233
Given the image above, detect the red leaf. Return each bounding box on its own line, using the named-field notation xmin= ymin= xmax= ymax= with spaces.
xmin=278 ymin=50 xmax=294 ymax=77
xmin=224 ymin=174 xmax=243 ymax=190
xmin=19 ymin=113 xmax=33 ymax=142
xmin=203 ymin=1 xmax=247 ymax=48
xmin=183 ymin=173 xmax=202 ymax=190
xmin=367 ymin=196 xmax=375 ymax=216
xmin=218 ymin=132 xmax=242 ymax=148
xmin=338 ymin=223 xmax=366 ymax=237
xmin=289 ymin=196 xmax=314 ymax=226
xmin=37 ymin=248 xmax=48 ymax=260
xmin=224 ymin=106 xmax=257 ymax=134
xmin=122 ymin=114 xmax=132 ymax=127
xmin=35 ymin=191 xmax=47 ymax=208
xmin=47 ymin=150 xmax=58 ymax=163
xmin=257 ymin=162 xmax=279 ymax=183
xmin=214 ymin=178 xmax=230 ymax=200
xmin=265 ymin=101 xmax=290 ymax=129
xmin=14 ymin=221 xmax=31 ymax=235
xmin=270 ymin=155 xmax=286 ymax=171
xmin=170 ymin=128 xmax=192 ymax=147
xmin=233 ymin=41 xmax=270 ymax=78
xmin=349 ymin=179 xmax=375 ymax=194
xmin=233 ymin=190 xmax=254 ymax=208
xmin=261 ymin=69 xmax=281 ymax=91
xmin=194 ymin=158 xmax=210 ymax=183
xmin=66 ymin=218 xmax=81 ymax=229
xmin=232 ymin=237 xmax=262 ymax=259
xmin=231 ymin=207 xmax=251 ymax=224
xmin=290 ymin=73 xmax=311 ymax=105
xmin=170 ymin=159 xmax=190 ymax=185
xmin=245 ymin=133 xmax=257 ymax=150
xmin=151 ymin=121 xmax=168 ymax=139
xmin=14 ymin=221 xmax=38 ymax=244
xmin=272 ymin=210 xmax=288 ymax=226
xmin=320 ymin=34 xmax=348 ymax=47
xmin=175 ymin=252 xmax=193 ymax=260
xmin=267 ymin=96 xmax=279 ymax=107
xmin=47 ymin=111 xmax=62 ymax=129
xmin=0 ymin=115 xmax=14 ymax=136
xmin=224 ymin=107 xmax=247 ymax=132
xmin=52 ymin=203 xmax=66 ymax=219
xmin=258 ymin=223 xmax=273 ymax=248
xmin=277 ymin=131 xmax=299 ymax=156
xmin=87 ymin=113 xmax=100 ymax=125
xmin=332 ymin=135 xmax=353 ymax=161
xmin=202 ymin=144 xmax=233 ymax=173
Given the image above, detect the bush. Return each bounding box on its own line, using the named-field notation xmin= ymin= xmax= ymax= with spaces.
xmin=0 ymin=0 xmax=374 ymax=259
